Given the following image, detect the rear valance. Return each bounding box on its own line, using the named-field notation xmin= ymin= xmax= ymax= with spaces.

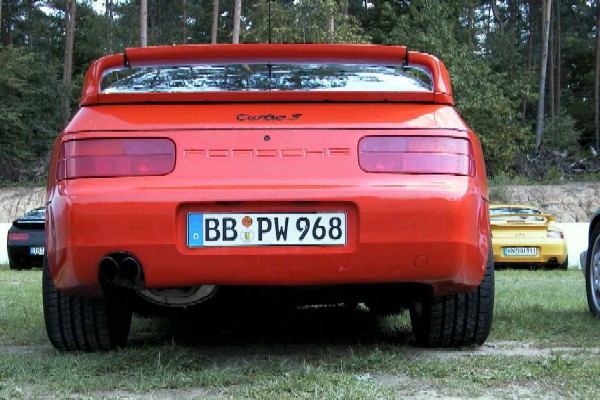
xmin=80 ymin=44 xmax=453 ymax=106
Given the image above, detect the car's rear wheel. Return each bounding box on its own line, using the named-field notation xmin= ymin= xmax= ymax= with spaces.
xmin=586 ymin=224 xmax=600 ymax=317
xmin=43 ymin=255 xmax=132 ymax=351
xmin=409 ymin=245 xmax=494 ymax=347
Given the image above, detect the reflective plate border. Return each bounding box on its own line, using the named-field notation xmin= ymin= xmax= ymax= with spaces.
xmin=186 ymin=212 xmax=347 ymax=248
xmin=502 ymin=247 xmax=538 ymax=256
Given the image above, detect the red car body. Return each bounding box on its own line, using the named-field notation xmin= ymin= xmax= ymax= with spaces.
xmin=44 ymin=44 xmax=493 ymax=351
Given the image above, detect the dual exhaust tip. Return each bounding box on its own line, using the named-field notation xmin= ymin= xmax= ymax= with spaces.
xmin=99 ymin=254 xmax=143 ymax=288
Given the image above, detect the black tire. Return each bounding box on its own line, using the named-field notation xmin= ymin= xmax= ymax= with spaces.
xmin=42 ymin=255 xmax=132 ymax=351
xmin=409 ymin=245 xmax=494 ymax=347
xmin=585 ymin=223 xmax=600 ymax=318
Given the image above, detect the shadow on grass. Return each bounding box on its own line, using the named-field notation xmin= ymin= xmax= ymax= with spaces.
xmin=128 ymin=305 xmax=414 ymax=351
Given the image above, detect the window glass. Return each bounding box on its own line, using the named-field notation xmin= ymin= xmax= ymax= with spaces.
xmin=102 ymin=64 xmax=432 ymax=94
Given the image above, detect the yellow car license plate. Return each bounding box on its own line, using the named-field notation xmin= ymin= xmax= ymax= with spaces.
xmin=503 ymin=247 xmax=538 ymax=256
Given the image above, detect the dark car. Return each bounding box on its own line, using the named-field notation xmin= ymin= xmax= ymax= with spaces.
xmin=585 ymin=208 xmax=600 ymax=317
xmin=7 ymin=207 xmax=46 ymax=270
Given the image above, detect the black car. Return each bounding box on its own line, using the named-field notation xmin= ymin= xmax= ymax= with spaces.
xmin=7 ymin=207 xmax=45 ymax=270
xmin=585 ymin=208 xmax=600 ymax=317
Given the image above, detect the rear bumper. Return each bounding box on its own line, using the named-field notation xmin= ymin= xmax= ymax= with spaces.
xmin=46 ymin=177 xmax=490 ymax=297
xmin=7 ymin=246 xmax=44 ymax=269
xmin=7 ymin=227 xmax=45 ymax=269
xmin=491 ymin=238 xmax=567 ymax=264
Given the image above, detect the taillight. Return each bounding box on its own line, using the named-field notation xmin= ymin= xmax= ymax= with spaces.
xmin=57 ymin=138 xmax=175 ymax=180
xmin=547 ymin=230 xmax=564 ymax=239
xmin=358 ymin=136 xmax=475 ymax=176
xmin=8 ymin=232 xmax=29 ymax=241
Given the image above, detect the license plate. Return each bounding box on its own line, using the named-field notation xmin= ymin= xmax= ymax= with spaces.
xmin=187 ymin=212 xmax=347 ymax=247
xmin=29 ymin=246 xmax=45 ymax=256
xmin=503 ymin=247 xmax=538 ymax=256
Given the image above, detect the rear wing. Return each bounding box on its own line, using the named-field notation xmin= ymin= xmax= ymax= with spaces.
xmin=490 ymin=213 xmax=556 ymax=225
xmin=80 ymin=44 xmax=453 ymax=106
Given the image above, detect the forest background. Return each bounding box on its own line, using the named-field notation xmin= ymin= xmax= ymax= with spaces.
xmin=0 ymin=0 xmax=599 ymax=184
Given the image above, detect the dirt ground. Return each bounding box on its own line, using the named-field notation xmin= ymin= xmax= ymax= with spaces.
xmin=0 ymin=340 xmax=588 ymax=399
xmin=0 ymin=186 xmax=45 ymax=222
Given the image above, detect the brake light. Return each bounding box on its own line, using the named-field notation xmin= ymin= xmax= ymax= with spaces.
xmin=57 ymin=138 xmax=175 ymax=180
xmin=8 ymin=232 xmax=29 ymax=241
xmin=358 ymin=136 xmax=475 ymax=176
xmin=547 ymin=230 xmax=564 ymax=239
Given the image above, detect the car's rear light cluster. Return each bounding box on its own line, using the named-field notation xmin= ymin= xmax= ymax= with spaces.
xmin=57 ymin=138 xmax=176 ymax=180
xmin=8 ymin=232 xmax=29 ymax=241
xmin=358 ymin=136 xmax=475 ymax=176
xmin=547 ymin=230 xmax=564 ymax=239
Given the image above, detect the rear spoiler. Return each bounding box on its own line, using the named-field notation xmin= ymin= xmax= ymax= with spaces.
xmin=490 ymin=213 xmax=556 ymax=224
xmin=80 ymin=44 xmax=453 ymax=106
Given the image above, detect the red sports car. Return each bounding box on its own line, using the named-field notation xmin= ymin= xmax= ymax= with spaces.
xmin=44 ymin=44 xmax=493 ymax=351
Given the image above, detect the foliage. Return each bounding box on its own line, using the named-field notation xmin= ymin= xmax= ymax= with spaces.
xmin=0 ymin=0 xmax=599 ymax=181
xmin=543 ymin=111 xmax=583 ymax=154
xmin=370 ymin=1 xmax=534 ymax=174
xmin=0 ymin=46 xmax=63 ymax=183
xmin=243 ymin=0 xmax=370 ymax=44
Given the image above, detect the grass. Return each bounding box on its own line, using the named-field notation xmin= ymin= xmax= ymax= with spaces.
xmin=1 ymin=265 xmax=600 ymax=398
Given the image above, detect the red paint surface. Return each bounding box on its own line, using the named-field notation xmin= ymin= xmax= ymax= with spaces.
xmin=46 ymin=45 xmax=490 ymax=298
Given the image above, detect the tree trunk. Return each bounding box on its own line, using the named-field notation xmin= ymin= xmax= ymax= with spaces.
xmin=28 ymin=1 xmax=34 ymax=48
xmin=523 ymin=1 xmax=535 ymax=118
xmin=507 ymin=0 xmax=519 ymax=30
xmin=554 ymin=0 xmax=561 ymax=114
xmin=7 ymin=0 xmax=11 ymax=46
xmin=549 ymin=3 xmax=554 ymax=118
xmin=0 ymin=0 xmax=3 ymax=45
xmin=211 ymin=0 xmax=219 ymax=44
xmin=232 ymin=0 xmax=241 ymax=44
xmin=490 ymin=0 xmax=503 ymax=30
xmin=535 ymin=0 xmax=552 ymax=150
xmin=328 ymin=12 xmax=335 ymax=36
xmin=486 ymin=2 xmax=491 ymax=34
xmin=468 ymin=3 xmax=474 ymax=45
xmin=62 ymin=0 xmax=77 ymax=124
xmin=140 ymin=0 xmax=148 ymax=47
xmin=106 ymin=0 xmax=114 ymax=53
xmin=182 ymin=0 xmax=188 ymax=44
xmin=595 ymin=3 xmax=600 ymax=151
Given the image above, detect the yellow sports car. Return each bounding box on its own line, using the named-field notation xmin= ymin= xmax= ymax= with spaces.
xmin=490 ymin=205 xmax=568 ymax=269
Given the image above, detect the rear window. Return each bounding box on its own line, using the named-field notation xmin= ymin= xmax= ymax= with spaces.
xmin=102 ymin=64 xmax=431 ymax=94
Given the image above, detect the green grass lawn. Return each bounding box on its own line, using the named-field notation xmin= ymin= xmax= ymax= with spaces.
xmin=1 ymin=266 xmax=600 ymax=399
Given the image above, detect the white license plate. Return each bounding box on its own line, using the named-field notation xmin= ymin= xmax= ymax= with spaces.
xmin=29 ymin=246 xmax=45 ymax=256
xmin=187 ymin=212 xmax=347 ymax=247
xmin=503 ymin=247 xmax=538 ymax=256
